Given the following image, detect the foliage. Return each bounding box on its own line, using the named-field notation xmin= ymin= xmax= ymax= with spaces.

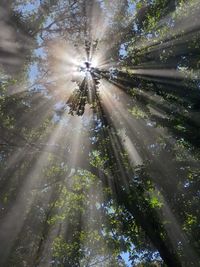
xmin=0 ymin=0 xmax=200 ymax=267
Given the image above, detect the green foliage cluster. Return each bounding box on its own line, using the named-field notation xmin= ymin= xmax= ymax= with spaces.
xmin=0 ymin=0 xmax=199 ymax=267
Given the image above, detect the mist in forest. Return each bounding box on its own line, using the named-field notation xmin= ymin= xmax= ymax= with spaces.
xmin=0 ymin=1 xmax=200 ymax=266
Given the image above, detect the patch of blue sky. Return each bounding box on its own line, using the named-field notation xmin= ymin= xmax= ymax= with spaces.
xmin=120 ymin=43 xmax=127 ymax=58
xmin=121 ymin=251 xmax=132 ymax=266
xmin=52 ymin=113 xmax=61 ymax=123
xmin=36 ymin=34 xmax=44 ymax=47
xmin=44 ymin=16 xmax=54 ymax=28
xmin=14 ymin=0 xmax=41 ymax=15
xmin=35 ymin=46 xmax=45 ymax=57
xmin=28 ymin=62 xmax=39 ymax=83
xmin=128 ymin=0 xmax=137 ymax=15
xmin=54 ymin=101 xmax=66 ymax=111
xmin=28 ymin=39 xmax=46 ymax=84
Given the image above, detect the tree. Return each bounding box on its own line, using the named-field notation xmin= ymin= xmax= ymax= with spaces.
xmin=0 ymin=0 xmax=200 ymax=266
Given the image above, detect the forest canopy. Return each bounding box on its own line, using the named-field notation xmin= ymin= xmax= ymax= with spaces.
xmin=0 ymin=0 xmax=200 ymax=266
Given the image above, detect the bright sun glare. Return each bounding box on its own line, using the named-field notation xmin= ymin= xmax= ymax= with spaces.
xmin=1 ymin=0 xmax=200 ymax=266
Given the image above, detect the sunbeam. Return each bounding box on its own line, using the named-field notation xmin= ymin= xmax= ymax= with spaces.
xmin=0 ymin=0 xmax=200 ymax=266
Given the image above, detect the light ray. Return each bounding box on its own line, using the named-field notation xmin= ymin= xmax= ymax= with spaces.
xmin=132 ymin=0 xmax=200 ymax=55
